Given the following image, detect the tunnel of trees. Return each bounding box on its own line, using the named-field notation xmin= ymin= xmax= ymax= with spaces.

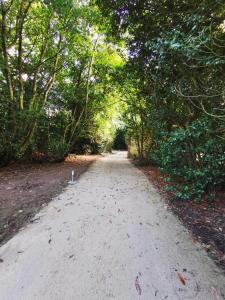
xmin=0 ymin=0 xmax=225 ymax=201
xmin=113 ymin=128 xmax=127 ymax=151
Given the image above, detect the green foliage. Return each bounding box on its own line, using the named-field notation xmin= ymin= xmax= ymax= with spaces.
xmin=31 ymin=109 xmax=70 ymax=162
xmin=151 ymin=118 xmax=225 ymax=201
xmin=47 ymin=140 xmax=70 ymax=162
xmin=0 ymin=141 xmax=19 ymax=167
xmin=0 ymin=0 xmax=125 ymax=164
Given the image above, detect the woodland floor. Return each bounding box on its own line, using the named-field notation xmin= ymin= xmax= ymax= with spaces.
xmin=0 ymin=155 xmax=99 ymax=246
xmin=137 ymin=163 xmax=225 ymax=272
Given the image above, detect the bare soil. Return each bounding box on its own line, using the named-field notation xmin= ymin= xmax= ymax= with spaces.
xmin=0 ymin=155 xmax=99 ymax=245
xmin=137 ymin=163 xmax=225 ymax=272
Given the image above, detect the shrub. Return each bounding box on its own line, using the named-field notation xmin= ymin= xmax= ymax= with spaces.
xmin=47 ymin=140 xmax=70 ymax=162
xmin=150 ymin=118 xmax=225 ymax=201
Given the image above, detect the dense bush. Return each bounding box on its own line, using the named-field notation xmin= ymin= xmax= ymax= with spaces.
xmin=151 ymin=118 xmax=225 ymax=201
xmin=72 ymin=137 xmax=101 ymax=155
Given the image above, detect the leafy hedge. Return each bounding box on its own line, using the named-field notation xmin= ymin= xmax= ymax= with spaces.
xmin=151 ymin=118 xmax=225 ymax=201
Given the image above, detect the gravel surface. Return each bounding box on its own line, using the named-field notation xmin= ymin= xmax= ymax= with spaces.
xmin=0 ymin=152 xmax=224 ymax=299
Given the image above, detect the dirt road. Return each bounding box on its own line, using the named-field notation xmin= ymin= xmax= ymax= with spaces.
xmin=0 ymin=152 xmax=224 ymax=299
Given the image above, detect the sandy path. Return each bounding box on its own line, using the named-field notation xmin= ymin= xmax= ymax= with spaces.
xmin=0 ymin=152 xmax=224 ymax=300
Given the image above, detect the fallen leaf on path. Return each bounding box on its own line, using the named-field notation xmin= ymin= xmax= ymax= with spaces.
xmin=146 ymin=222 xmax=153 ymax=227
xmin=30 ymin=217 xmax=40 ymax=223
xmin=211 ymin=287 xmax=223 ymax=300
xmin=177 ymin=273 xmax=186 ymax=286
xmin=192 ymin=237 xmax=197 ymax=244
xmin=65 ymin=202 xmax=74 ymax=206
xmin=135 ymin=276 xmax=142 ymax=295
xmin=219 ymin=255 xmax=225 ymax=262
